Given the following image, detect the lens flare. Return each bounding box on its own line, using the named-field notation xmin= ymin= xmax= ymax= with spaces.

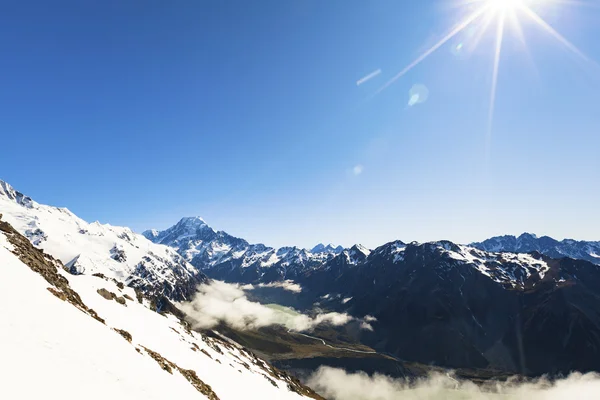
xmin=376 ymin=0 xmax=595 ymax=162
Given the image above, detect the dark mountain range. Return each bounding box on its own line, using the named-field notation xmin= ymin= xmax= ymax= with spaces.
xmin=148 ymin=218 xmax=600 ymax=376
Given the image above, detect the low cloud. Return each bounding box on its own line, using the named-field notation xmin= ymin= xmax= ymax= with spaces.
xmin=179 ymin=281 xmax=362 ymax=332
xmin=244 ymin=280 xmax=303 ymax=293
xmin=307 ymin=367 xmax=600 ymax=400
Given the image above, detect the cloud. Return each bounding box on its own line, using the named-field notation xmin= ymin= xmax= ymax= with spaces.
xmin=353 ymin=165 xmax=364 ymax=176
xmin=248 ymin=280 xmax=303 ymax=293
xmin=359 ymin=322 xmax=374 ymax=331
xmin=356 ymin=69 xmax=382 ymax=86
xmin=307 ymin=367 xmax=600 ymax=400
xmin=179 ymin=281 xmax=360 ymax=332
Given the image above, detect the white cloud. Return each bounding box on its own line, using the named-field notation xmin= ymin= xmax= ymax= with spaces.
xmin=307 ymin=367 xmax=600 ymax=400
xmin=179 ymin=281 xmax=357 ymax=332
xmin=353 ymin=165 xmax=364 ymax=176
xmin=254 ymin=280 xmax=303 ymax=293
xmin=363 ymin=314 xmax=377 ymax=322
xmin=359 ymin=322 xmax=374 ymax=331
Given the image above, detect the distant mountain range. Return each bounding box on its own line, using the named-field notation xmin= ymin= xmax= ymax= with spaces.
xmin=143 ymin=218 xmax=348 ymax=284
xmin=471 ymin=233 xmax=600 ymax=266
xmin=146 ymin=216 xmax=600 ymax=376
xmin=144 ymin=217 xmax=600 ymax=286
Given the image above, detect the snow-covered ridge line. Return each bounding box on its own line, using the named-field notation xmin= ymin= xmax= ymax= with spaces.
xmin=471 ymin=233 xmax=600 ymax=266
xmin=144 ymin=216 xmax=371 ymax=276
xmin=0 ymin=179 xmax=207 ymax=301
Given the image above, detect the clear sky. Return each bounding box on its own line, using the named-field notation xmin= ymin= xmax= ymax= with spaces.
xmin=1 ymin=0 xmax=599 ymax=248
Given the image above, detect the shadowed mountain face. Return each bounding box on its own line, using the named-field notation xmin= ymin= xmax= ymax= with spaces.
xmin=147 ymin=219 xmax=600 ymax=377
xmin=318 ymin=244 xmax=600 ymax=376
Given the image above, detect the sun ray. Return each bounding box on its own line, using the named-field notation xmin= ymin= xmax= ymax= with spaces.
xmin=486 ymin=9 xmax=506 ymax=161
xmin=465 ymin=9 xmax=497 ymax=54
xmin=374 ymin=5 xmax=490 ymax=95
xmin=505 ymin=8 xmax=526 ymax=46
xmin=520 ymin=5 xmax=591 ymax=62
xmin=505 ymin=7 xmax=541 ymax=79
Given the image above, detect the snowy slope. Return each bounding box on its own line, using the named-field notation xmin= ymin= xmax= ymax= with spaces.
xmin=0 ymin=216 xmax=322 ymax=400
xmin=0 ymin=180 xmax=207 ymax=300
xmin=0 ymin=236 xmax=206 ymax=400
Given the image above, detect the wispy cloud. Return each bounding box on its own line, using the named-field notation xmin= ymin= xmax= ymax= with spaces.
xmin=308 ymin=367 xmax=600 ymax=400
xmin=180 ymin=281 xmax=360 ymax=332
xmin=356 ymin=69 xmax=382 ymax=86
xmin=353 ymin=165 xmax=364 ymax=176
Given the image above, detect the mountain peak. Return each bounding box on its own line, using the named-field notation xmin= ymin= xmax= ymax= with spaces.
xmin=518 ymin=232 xmax=539 ymax=240
xmin=350 ymin=244 xmax=371 ymax=257
xmin=177 ymin=216 xmax=208 ymax=226
xmin=0 ymin=180 xmax=34 ymax=208
xmin=311 ymin=243 xmax=344 ymax=254
xmin=172 ymin=216 xmax=213 ymax=235
xmin=141 ymin=229 xmax=159 ymax=240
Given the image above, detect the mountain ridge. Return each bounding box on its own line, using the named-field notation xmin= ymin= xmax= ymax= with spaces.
xmin=471 ymin=233 xmax=600 ymax=266
xmin=0 ymin=180 xmax=209 ymax=302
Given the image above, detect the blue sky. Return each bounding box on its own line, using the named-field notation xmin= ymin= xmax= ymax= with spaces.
xmin=1 ymin=0 xmax=599 ymax=248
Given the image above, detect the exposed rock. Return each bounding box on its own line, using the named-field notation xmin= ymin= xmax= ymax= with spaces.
xmin=141 ymin=346 xmax=220 ymax=400
xmin=97 ymin=288 xmax=115 ymax=301
xmin=110 ymin=245 xmax=127 ymax=262
xmin=114 ymin=328 xmax=132 ymax=343
xmin=97 ymin=288 xmax=127 ymax=306
xmin=47 ymin=287 xmax=67 ymax=301
xmin=200 ymin=349 xmax=212 ymax=359
xmin=0 ymin=214 xmax=105 ymax=325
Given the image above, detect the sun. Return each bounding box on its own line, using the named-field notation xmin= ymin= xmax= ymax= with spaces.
xmin=488 ymin=0 xmax=525 ymax=11
xmin=375 ymin=0 xmax=592 ymax=160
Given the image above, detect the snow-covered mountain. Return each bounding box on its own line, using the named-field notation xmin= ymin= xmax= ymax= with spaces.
xmin=471 ymin=233 xmax=600 ymax=266
xmin=144 ymin=218 xmax=355 ymax=283
xmin=0 ymin=188 xmax=324 ymax=399
xmin=0 ymin=180 xmax=207 ymax=301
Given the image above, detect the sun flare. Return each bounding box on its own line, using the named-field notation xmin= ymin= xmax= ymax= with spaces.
xmin=488 ymin=0 xmax=524 ymax=11
xmin=376 ymin=0 xmax=593 ymax=160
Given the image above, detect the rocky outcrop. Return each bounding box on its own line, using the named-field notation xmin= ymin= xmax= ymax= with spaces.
xmin=0 ymin=214 xmax=105 ymax=324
